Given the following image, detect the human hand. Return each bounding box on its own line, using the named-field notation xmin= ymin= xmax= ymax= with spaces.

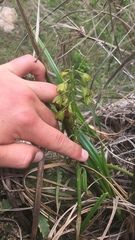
xmin=0 ymin=55 xmax=88 ymax=168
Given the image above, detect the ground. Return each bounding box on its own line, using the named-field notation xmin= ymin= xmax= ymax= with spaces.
xmin=0 ymin=0 xmax=33 ymax=64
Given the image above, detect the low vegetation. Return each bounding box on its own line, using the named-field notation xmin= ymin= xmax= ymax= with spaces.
xmin=0 ymin=0 xmax=135 ymax=239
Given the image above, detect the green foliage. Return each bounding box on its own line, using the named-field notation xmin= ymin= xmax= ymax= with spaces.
xmin=1 ymin=199 xmax=12 ymax=210
xmin=1 ymin=0 xmax=134 ymax=238
xmin=72 ymin=51 xmax=90 ymax=73
xmin=41 ymin=0 xmax=61 ymax=8
xmin=79 ymin=130 xmax=114 ymax=197
xmin=81 ymin=167 xmax=88 ymax=192
xmin=52 ymin=68 xmax=93 ymax=123
xmin=38 ymin=214 xmax=50 ymax=238
xmin=80 ymin=193 xmax=108 ymax=234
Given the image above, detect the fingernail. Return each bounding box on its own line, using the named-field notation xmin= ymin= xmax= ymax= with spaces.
xmin=33 ymin=151 xmax=44 ymax=162
xmin=82 ymin=149 xmax=89 ymax=161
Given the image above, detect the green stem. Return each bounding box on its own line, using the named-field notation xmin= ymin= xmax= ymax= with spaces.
xmin=76 ymin=163 xmax=82 ymax=215
xmin=76 ymin=163 xmax=82 ymax=239
xmin=107 ymin=163 xmax=133 ymax=178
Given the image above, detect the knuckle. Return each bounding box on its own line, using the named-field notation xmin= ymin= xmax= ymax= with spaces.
xmin=23 ymin=54 xmax=34 ymax=62
xmin=22 ymin=89 xmax=36 ymax=103
xmin=18 ymin=110 xmax=36 ymax=128
xmin=55 ymin=133 xmax=66 ymax=150
xmin=24 ymin=54 xmax=45 ymax=72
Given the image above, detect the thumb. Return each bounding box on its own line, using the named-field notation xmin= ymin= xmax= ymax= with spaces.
xmin=0 ymin=143 xmax=44 ymax=168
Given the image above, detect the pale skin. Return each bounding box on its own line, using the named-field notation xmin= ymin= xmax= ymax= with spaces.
xmin=0 ymin=54 xmax=89 ymax=168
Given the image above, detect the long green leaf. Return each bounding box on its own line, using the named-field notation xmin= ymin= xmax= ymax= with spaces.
xmin=35 ymin=33 xmax=63 ymax=84
xmin=38 ymin=214 xmax=50 ymax=238
xmin=79 ymin=130 xmax=110 ymax=177
xmin=79 ymin=130 xmax=115 ymax=196
xmin=80 ymin=193 xmax=108 ymax=234
xmin=76 ymin=163 xmax=82 ymax=238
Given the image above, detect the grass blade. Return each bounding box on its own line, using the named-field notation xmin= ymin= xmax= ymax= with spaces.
xmin=80 ymin=193 xmax=108 ymax=234
xmin=35 ymin=34 xmax=63 ymax=83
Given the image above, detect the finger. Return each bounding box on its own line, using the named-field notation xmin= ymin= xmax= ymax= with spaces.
xmin=26 ymin=119 xmax=89 ymax=162
xmin=35 ymin=101 xmax=59 ymax=129
xmin=1 ymin=69 xmax=57 ymax=103
xmin=3 ymin=55 xmax=46 ymax=81
xmin=0 ymin=143 xmax=44 ymax=168
xmin=27 ymin=81 xmax=58 ymax=102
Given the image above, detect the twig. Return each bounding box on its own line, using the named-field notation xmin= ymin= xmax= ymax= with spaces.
xmin=30 ymin=150 xmax=45 ymax=240
xmin=16 ymin=0 xmax=50 ymax=82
